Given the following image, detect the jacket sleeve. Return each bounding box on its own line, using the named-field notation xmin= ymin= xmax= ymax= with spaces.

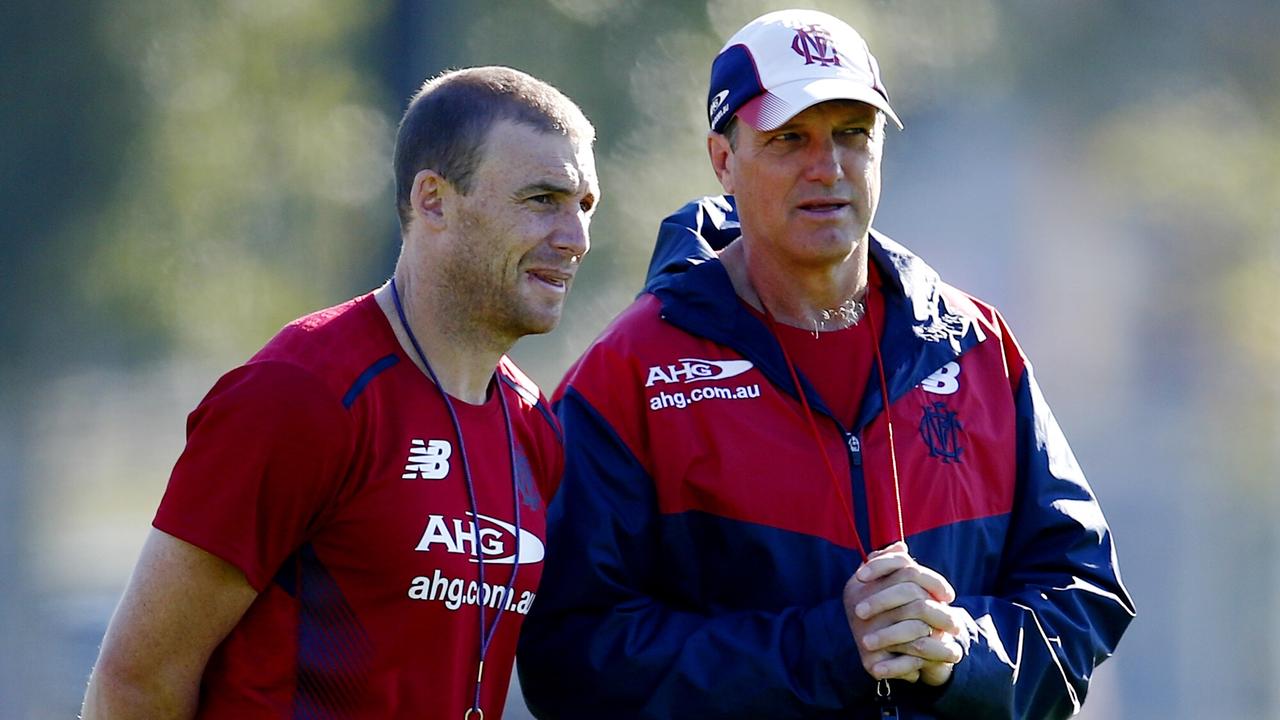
xmin=517 ymin=386 xmax=878 ymax=719
xmin=932 ymin=348 xmax=1135 ymax=719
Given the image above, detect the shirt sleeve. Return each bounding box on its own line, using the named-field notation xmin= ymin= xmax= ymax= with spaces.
xmin=153 ymin=360 xmax=356 ymax=591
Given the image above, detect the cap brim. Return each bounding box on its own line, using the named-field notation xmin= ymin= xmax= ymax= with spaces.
xmin=736 ymin=77 xmax=903 ymax=131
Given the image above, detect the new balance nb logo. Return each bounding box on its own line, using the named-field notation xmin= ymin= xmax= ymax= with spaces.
xmin=920 ymin=361 xmax=961 ymax=395
xmin=403 ymin=439 xmax=451 ymax=480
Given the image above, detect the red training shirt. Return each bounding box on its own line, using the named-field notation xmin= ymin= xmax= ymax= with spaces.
xmin=748 ymin=262 xmax=886 ymax=427
xmin=154 ymin=293 xmax=561 ymax=719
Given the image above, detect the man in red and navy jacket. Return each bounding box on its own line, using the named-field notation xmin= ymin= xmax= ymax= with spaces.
xmin=518 ymin=9 xmax=1132 ymax=719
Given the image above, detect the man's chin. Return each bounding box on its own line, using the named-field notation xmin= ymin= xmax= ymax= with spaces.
xmin=510 ymin=306 xmax=563 ymax=339
xmin=522 ymin=320 xmax=559 ymax=337
xmin=788 ymin=230 xmax=865 ymax=262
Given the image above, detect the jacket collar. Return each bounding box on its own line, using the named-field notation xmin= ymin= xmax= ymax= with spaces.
xmin=646 ymin=195 xmax=986 ymax=429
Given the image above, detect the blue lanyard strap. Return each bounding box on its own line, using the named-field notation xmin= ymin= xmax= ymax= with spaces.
xmin=389 ymin=279 xmax=522 ymax=718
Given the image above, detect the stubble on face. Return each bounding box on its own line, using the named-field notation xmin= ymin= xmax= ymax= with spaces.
xmin=431 ymin=212 xmax=515 ymax=342
xmin=429 ymin=122 xmax=597 ymax=350
xmin=432 ymin=206 xmax=558 ymax=346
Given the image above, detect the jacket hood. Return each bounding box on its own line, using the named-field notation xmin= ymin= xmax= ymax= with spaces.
xmin=642 ymin=195 xmax=989 ymax=427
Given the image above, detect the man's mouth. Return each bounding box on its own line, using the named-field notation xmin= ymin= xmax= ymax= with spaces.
xmin=796 ymin=198 xmax=850 ymax=214
xmin=525 ymin=268 xmax=574 ymax=290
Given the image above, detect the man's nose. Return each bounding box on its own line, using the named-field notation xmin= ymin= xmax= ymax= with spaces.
xmin=804 ymin=137 xmax=843 ymax=185
xmin=551 ymin=209 xmax=590 ymax=260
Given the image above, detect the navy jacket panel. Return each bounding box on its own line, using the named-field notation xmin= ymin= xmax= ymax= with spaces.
xmin=934 ymin=360 xmax=1136 ymax=718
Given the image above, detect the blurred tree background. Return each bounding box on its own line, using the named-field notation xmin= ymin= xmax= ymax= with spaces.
xmin=2 ymin=0 xmax=1276 ymax=717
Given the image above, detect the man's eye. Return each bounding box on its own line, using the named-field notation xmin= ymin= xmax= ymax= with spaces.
xmin=530 ymin=194 xmax=555 ymax=205
xmin=839 ymin=127 xmax=869 ymax=136
xmin=772 ymin=132 xmax=800 ymax=143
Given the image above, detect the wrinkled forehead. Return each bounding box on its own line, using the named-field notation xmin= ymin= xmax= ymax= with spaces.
xmin=544 ymin=132 xmax=599 ymax=195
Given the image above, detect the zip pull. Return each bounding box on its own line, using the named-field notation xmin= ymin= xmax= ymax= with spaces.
xmin=876 ymin=679 xmax=899 ymax=720
xmin=846 ymin=433 xmax=862 ymax=466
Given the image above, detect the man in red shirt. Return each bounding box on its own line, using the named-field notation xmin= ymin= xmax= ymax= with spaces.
xmin=82 ymin=65 xmax=599 ymax=719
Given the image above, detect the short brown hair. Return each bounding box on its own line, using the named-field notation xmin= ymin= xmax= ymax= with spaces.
xmin=393 ymin=66 xmax=594 ymax=229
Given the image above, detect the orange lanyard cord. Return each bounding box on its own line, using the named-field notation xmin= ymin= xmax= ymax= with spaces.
xmin=865 ymin=307 xmax=905 ymax=544
xmin=763 ymin=309 xmax=867 ymax=561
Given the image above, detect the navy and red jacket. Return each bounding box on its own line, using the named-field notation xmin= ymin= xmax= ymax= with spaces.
xmin=518 ymin=196 xmax=1134 ymax=719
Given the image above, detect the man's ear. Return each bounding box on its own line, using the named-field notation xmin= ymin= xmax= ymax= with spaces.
xmin=707 ymin=131 xmax=735 ymax=195
xmin=410 ymin=169 xmax=449 ymax=231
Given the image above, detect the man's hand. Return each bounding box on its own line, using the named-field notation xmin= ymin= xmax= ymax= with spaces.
xmin=843 ymin=542 xmax=965 ymax=686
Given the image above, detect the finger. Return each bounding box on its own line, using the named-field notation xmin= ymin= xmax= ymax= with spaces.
xmin=854 ymin=553 xmax=911 ymax=583
xmin=881 ymin=564 xmax=956 ymax=603
xmin=855 ymin=581 xmax=929 ymax=619
xmin=870 ymin=652 xmax=925 ymax=680
xmin=867 ymin=541 xmax=908 ymax=559
xmin=923 ymin=601 xmax=963 ymax=636
xmin=919 ymin=660 xmax=954 ymax=687
xmin=855 ymin=554 xmax=957 ymax=606
xmin=862 ymin=649 xmax=924 ymax=684
xmin=909 ymin=564 xmax=956 ymax=603
xmin=884 ymin=635 xmax=964 ymax=664
xmin=934 ymin=635 xmax=964 ymax=664
xmin=861 ymin=648 xmax=894 ymax=669
xmin=861 ymin=648 xmax=925 ymax=676
xmin=862 ymin=619 xmax=934 ymax=652
xmin=874 ymin=598 xmax=963 ymax=636
xmin=860 ymin=648 xmax=901 ymax=679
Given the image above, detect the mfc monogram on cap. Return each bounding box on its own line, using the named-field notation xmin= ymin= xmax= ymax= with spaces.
xmin=706 ymin=9 xmax=902 ymax=133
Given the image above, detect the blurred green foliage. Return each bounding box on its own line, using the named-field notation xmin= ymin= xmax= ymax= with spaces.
xmin=82 ymin=1 xmax=394 ymax=366
xmin=2 ymin=1 xmax=991 ymax=372
xmin=8 ymin=0 xmax=1273 ymax=380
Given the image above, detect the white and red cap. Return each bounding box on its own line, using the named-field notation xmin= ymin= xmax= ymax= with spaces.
xmin=707 ymin=9 xmax=902 ymax=134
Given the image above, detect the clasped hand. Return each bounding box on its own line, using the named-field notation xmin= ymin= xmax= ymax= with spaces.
xmin=842 ymin=542 xmax=965 ymax=686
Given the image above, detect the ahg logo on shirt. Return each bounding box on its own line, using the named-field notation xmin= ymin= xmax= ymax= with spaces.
xmin=644 ymin=358 xmax=754 ymax=387
xmin=413 ymin=512 xmax=545 ymax=565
